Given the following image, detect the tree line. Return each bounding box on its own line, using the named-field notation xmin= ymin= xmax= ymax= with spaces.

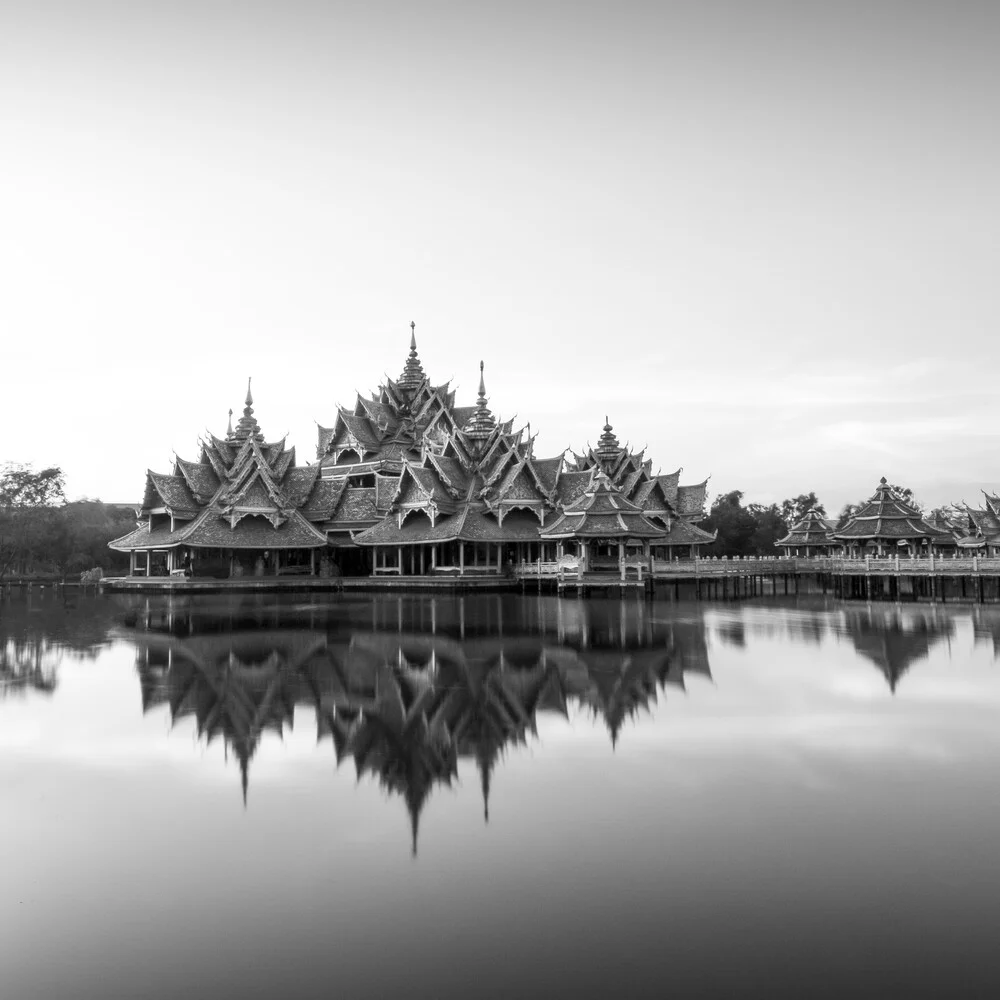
xmin=1 ymin=463 xmax=136 ymax=579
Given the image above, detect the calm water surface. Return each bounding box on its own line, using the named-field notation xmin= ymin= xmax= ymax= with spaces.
xmin=4 ymin=590 xmax=1000 ymax=999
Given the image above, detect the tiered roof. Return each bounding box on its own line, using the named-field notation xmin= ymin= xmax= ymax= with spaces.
xmin=832 ymin=478 xmax=950 ymax=542
xmin=347 ymin=349 xmax=569 ymax=545
xmin=776 ymin=507 xmax=838 ymax=549
xmin=955 ymin=493 xmax=1000 ymax=548
xmin=568 ymin=418 xmax=709 ymax=524
xmin=541 ymin=469 xmax=671 ymax=540
xmin=317 ymin=325 xmax=469 ymax=472
xmin=110 ymin=382 xmax=338 ymax=553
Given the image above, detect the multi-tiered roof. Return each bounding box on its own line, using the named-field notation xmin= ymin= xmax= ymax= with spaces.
xmin=831 ymin=478 xmax=950 ymax=545
xmin=347 ymin=347 xmax=571 ymax=547
xmin=956 ymin=493 xmax=1000 ymax=549
xmin=110 ymin=381 xmax=336 ymax=555
xmin=314 ymin=332 xmax=712 ymax=549
xmin=776 ymin=507 xmax=838 ymax=552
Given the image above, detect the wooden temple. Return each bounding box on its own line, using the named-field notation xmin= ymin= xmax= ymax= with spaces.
xmin=316 ymin=326 xmax=714 ymax=579
xmin=110 ymin=326 xmax=714 ymax=581
xmin=109 ymin=381 xmax=340 ymax=578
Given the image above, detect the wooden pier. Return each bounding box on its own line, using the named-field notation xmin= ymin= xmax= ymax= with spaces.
xmin=97 ymin=554 xmax=1000 ymax=601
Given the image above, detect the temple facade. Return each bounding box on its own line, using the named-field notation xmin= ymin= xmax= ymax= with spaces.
xmin=314 ymin=327 xmax=714 ymax=579
xmin=109 ymin=383 xmax=340 ymax=577
xmin=110 ymin=326 xmax=713 ymax=580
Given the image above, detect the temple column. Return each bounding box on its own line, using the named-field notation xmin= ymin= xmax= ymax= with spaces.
xmin=129 ymin=550 xmax=135 ymax=576
xmin=460 ymin=544 xmax=465 ymax=576
xmin=618 ymin=540 xmax=625 ymax=580
xmin=398 ymin=546 xmax=403 ymax=575
xmin=420 ymin=547 xmax=425 ymax=575
xmin=431 ymin=546 xmax=437 ymax=570
xmin=311 ymin=550 xmax=316 ymax=576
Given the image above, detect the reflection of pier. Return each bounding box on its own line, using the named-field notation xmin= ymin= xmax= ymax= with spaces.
xmin=119 ymin=596 xmax=712 ymax=851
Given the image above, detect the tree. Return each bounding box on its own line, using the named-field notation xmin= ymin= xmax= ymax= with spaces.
xmin=780 ymin=492 xmax=825 ymax=523
xmin=0 ymin=463 xmax=66 ymax=578
xmin=701 ymin=491 xmax=760 ymax=557
xmin=748 ymin=502 xmax=788 ymax=556
xmin=46 ymin=501 xmax=137 ymax=576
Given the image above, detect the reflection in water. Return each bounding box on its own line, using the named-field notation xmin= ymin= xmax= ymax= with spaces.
xmin=715 ymin=604 xmax=957 ymax=692
xmin=0 ymin=590 xmax=108 ymax=698
xmin=8 ymin=591 xmax=1000 ymax=997
xmin=120 ymin=597 xmax=712 ymax=852
xmin=1 ymin=637 xmax=60 ymax=697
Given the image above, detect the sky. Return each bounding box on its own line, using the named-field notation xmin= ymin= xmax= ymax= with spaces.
xmin=1 ymin=0 xmax=998 ymax=513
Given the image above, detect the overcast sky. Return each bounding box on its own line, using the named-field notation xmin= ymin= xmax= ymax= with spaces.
xmin=1 ymin=0 xmax=997 ymax=512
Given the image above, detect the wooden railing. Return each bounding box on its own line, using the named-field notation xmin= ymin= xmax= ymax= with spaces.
xmin=650 ymin=555 xmax=1000 ymax=577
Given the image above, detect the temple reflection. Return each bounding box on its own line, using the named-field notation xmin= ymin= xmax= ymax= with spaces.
xmin=716 ymin=603 xmax=957 ymax=693
xmin=838 ymin=608 xmax=955 ymax=693
xmin=103 ymin=592 xmax=992 ymax=849
xmin=120 ymin=596 xmax=712 ymax=850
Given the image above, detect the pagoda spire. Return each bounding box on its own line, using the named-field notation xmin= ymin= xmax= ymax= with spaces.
xmin=231 ymin=377 xmax=264 ymax=443
xmin=463 ymin=360 xmax=496 ymax=440
xmin=227 ymin=408 xmax=233 ymax=437
xmin=397 ymin=320 xmax=426 ymax=391
xmin=595 ymin=416 xmax=621 ymax=464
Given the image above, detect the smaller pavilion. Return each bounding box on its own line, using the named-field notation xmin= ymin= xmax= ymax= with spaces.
xmin=776 ymin=507 xmax=838 ymax=557
xmin=831 ymin=478 xmax=950 ymax=556
xmin=538 ymin=469 xmax=706 ymax=579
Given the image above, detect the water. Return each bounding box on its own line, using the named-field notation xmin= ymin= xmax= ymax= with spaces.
xmin=4 ymin=589 xmax=1000 ymax=999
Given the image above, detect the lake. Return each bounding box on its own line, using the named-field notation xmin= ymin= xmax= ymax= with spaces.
xmin=3 ymin=589 xmax=1000 ymax=998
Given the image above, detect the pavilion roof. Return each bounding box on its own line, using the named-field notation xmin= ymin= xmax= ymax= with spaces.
xmin=660 ymin=518 xmax=716 ymax=545
xmin=142 ymin=472 xmax=198 ymax=513
xmin=832 ymin=478 xmax=949 ymax=540
xmin=540 ymin=471 xmax=668 ymax=539
xmin=776 ymin=508 xmax=837 ymax=547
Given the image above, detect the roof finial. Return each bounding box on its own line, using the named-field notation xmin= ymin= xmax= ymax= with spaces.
xmin=398 ymin=321 xmax=425 ymax=391
xmin=596 ymin=416 xmax=621 ymax=462
xmin=231 ymin=379 xmax=263 ymax=442
xmin=227 ymin=408 xmax=233 ymax=436
xmin=463 ymin=360 xmax=496 ymax=440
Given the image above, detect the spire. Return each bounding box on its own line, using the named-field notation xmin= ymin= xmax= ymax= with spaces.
xmin=478 ymin=750 xmax=493 ymax=824
xmin=463 ymin=360 xmax=496 ymax=440
xmin=397 ymin=320 xmax=426 ymax=391
xmin=231 ymin=377 xmax=264 ymax=443
xmin=240 ymin=754 xmax=249 ymax=808
xmin=227 ymin=408 xmax=233 ymax=436
xmin=595 ymin=417 xmax=621 ymax=463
